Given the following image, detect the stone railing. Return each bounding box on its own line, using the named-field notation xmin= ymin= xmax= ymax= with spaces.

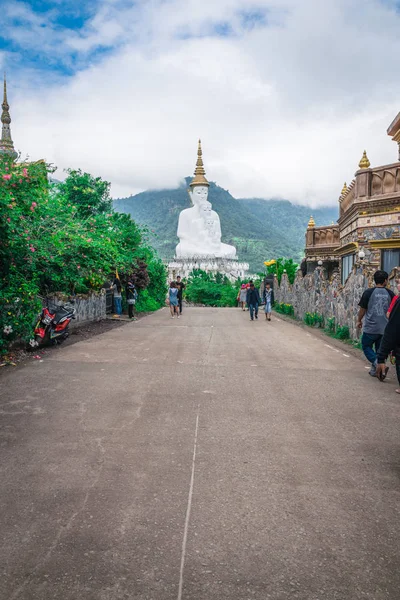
xmin=368 ymin=163 xmax=400 ymax=197
xmin=339 ymin=163 xmax=400 ymax=217
xmin=275 ymin=265 xmax=399 ymax=340
xmin=340 ymin=180 xmax=356 ymax=215
xmin=305 ymin=225 xmax=340 ymax=252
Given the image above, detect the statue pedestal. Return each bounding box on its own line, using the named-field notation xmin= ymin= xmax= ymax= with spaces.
xmin=167 ymin=256 xmax=249 ymax=282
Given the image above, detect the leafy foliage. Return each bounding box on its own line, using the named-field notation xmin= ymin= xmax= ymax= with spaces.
xmin=114 ymin=179 xmax=338 ymax=272
xmin=304 ymin=312 xmax=325 ymax=327
xmin=264 ymin=257 xmax=299 ymax=284
xmin=185 ymin=270 xmax=239 ymax=307
xmin=336 ymin=325 xmax=350 ymax=340
xmin=0 ymin=157 xmax=166 ymax=354
xmin=274 ymin=302 xmax=295 ymax=316
xmin=57 ymin=168 xmax=113 ymax=217
xmin=325 ymin=317 xmax=336 ymax=334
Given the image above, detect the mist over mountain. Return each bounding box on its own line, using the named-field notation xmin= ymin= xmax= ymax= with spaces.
xmin=114 ymin=179 xmax=338 ymax=272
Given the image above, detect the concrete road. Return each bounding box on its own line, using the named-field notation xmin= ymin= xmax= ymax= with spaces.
xmin=1 ymin=307 xmax=400 ymax=600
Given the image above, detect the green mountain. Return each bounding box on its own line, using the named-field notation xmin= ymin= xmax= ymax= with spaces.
xmin=114 ymin=179 xmax=338 ymax=272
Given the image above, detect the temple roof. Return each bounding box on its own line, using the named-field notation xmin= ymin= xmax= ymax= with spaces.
xmin=0 ymin=74 xmax=17 ymax=160
xmin=190 ymin=139 xmax=209 ymax=187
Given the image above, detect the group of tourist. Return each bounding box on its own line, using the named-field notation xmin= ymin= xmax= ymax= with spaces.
xmin=238 ymin=281 xmax=275 ymax=322
xmin=238 ymin=269 xmax=400 ymax=394
xmin=167 ymin=276 xmax=185 ymax=319
xmin=111 ymin=277 xmax=138 ymax=320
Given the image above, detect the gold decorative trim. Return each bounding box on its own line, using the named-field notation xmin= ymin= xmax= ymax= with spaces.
xmin=307 ymin=215 xmax=315 ymax=228
xmin=358 ymin=150 xmax=371 ymax=169
xmin=335 ymin=242 xmax=358 ymax=256
xmin=369 ymin=239 xmax=400 ymax=249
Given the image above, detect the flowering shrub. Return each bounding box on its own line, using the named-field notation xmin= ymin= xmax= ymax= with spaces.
xmin=304 ymin=312 xmax=324 ymax=327
xmin=274 ymin=302 xmax=295 ymax=316
xmin=0 ymin=157 xmax=167 ymax=354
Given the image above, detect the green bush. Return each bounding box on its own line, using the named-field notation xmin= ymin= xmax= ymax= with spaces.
xmin=274 ymin=302 xmax=294 ymax=316
xmin=185 ymin=270 xmax=239 ymax=307
xmin=326 ymin=316 xmax=336 ymax=333
xmin=336 ymin=325 xmax=350 ymax=340
xmin=304 ymin=312 xmax=324 ymax=327
xmin=324 ymin=317 xmax=351 ymax=341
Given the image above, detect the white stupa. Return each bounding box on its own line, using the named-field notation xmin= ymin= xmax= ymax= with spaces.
xmin=168 ymin=141 xmax=249 ymax=282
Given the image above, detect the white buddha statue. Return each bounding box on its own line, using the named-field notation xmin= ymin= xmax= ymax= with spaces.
xmin=175 ymin=140 xmax=237 ymax=259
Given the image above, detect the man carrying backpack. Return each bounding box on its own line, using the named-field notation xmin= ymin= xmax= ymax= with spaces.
xmin=357 ymin=270 xmax=394 ymax=377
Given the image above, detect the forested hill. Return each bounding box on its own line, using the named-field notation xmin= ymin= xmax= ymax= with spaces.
xmin=114 ymin=179 xmax=338 ymax=272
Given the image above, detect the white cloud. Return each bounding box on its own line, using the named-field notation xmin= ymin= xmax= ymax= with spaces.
xmin=5 ymin=0 xmax=400 ymax=207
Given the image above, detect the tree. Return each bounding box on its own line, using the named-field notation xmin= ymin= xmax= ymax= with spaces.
xmin=57 ymin=168 xmax=113 ymax=217
xmin=264 ymin=258 xmax=299 ymax=284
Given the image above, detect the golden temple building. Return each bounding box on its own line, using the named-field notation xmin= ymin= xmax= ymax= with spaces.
xmin=305 ymin=111 xmax=400 ymax=283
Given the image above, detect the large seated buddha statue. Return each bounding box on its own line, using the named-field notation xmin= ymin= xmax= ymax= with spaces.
xmin=175 ymin=140 xmax=237 ymax=259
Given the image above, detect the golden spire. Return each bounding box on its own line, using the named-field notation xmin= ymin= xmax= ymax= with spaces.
xmin=358 ymin=150 xmax=370 ymax=169
xmin=341 ymin=182 xmax=348 ymax=196
xmin=190 ymin=139 xmax=209 ymax=187
xmin=308 ymin=216 xmax=315 ymax=228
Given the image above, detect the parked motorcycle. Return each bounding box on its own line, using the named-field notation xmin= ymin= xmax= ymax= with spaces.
xmin=33 ymin=297 xmax=76 ymax=347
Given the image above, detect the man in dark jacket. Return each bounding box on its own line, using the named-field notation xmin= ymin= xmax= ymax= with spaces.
xmin=376 ymin=299 xmax=400 ymax=392
xmin=246 ymin=283 xmax=261 ymax=321
xmin=176 ymin=276 xmax=185 ymax=315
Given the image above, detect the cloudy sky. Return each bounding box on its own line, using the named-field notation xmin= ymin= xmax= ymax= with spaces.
xmin=1 ymin=0 xmax=399 ymax=206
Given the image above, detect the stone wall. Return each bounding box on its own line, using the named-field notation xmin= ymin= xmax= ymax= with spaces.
xmin=47 ymin=292 xmax=107 ymax=327
xmin=275 ymin=265 xmax=399 ymax=339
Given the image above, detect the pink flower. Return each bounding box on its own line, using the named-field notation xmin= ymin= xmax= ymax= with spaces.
xmin=19 ymin=179 xmax=22 ymax=183
xmin=3 ymin=174 xmax=11 ymax=180
xmin=77 ymin=265 xmax=81 ymax=269
xmin=30 ymin=246 xmax=35 ymax=252
xmin=31 ymin=202 xmax=37 ymax=208
xmin=7 ymin=218 xmax=10 ymax=223
xmin=23 ymin=168 xmax=28 ymax=177
xmin=30 ymin=206 xmax=34 ymax=211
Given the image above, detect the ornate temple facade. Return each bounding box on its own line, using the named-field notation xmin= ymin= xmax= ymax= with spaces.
xmin=305 ymin=111 xmax=400 ymax=283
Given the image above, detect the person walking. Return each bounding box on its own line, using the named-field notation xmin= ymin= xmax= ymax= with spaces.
xmin=176 ymin=276 xmax=185 ymax=315
xmin=357 ymin=270 xmax=394 ymax=377
xmin=126 ymin=280 xmax=138 ymax=320
xmin=376 ymin=290 xmax=400 ymax=394
xmin=238 ymin=284 xmax=247 ymax=311
xmin=168 ymin=282 xmax=180 ymax=319
xmin=247 ymin=283 xmax=261 ymax=321
xmin=386 ymin=274 xmax=400 ymax=319
xmin=264 ymin=282 xmax=275 ymax=321
xmin=112 ymin=277 xmax=123 ymax=316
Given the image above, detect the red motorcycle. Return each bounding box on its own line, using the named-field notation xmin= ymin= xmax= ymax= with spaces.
xmin=33 ymin=297 xmax=76 ymax=347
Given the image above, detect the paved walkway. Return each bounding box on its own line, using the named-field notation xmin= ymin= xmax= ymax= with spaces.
xmin=1 ymin=307 xmax=400 ymax=600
